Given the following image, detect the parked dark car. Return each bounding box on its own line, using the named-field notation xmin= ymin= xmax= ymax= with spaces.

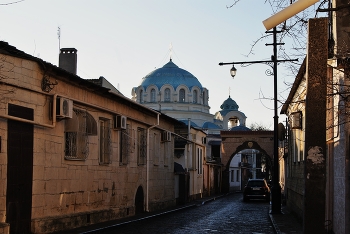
xmin=243 ymin=179 xmax=270 ymax=202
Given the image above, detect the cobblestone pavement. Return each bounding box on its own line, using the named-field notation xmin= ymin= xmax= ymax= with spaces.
xmin=93 ymin=193 xmax=273 ymax=234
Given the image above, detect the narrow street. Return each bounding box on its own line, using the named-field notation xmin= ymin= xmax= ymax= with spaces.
xmin=98 ymin=193 xmax=273 ymax=234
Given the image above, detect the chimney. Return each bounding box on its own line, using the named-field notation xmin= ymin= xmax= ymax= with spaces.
xmin=59 ymin=48 xmax=77 ymax=75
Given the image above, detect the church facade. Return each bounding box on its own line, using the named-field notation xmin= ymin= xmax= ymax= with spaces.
xmin=131 ymin=59 xmax=249 ymax=134
xmin=132 ymin=59 xmax=252 ymax=195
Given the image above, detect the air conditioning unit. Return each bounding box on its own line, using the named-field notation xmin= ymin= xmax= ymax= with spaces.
xmin=114 ymin=115 xmax=127 ymax=130
xmin=56 ymin=97 xmax=73 ymax=118
xmin=161 ymin=131 xmax=171 ymax=142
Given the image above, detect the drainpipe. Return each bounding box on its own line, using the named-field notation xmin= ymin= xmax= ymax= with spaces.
xmin=186 ymin=118 xmax=191 ymax=170
xmin=192 ymin=141 xmax=195 ymax=198
xmin=208 ymin=165 xmax=211 ymax=196
xmin=146 ymin=113 xmax=160 ymax=212
xmin=187 ymin=118 xmax=191 ymax=199
xmin=220 ymin=164 xmax=222 ymax=193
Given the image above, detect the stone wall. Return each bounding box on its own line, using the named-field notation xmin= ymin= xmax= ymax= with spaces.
xmin=285 ymin=161 xmax=304 ymax=220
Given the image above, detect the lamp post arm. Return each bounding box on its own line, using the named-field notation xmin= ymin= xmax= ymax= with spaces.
xmin=219 ymin=58 xmax=297 ymax=66
xmin=219 ymin=60 xmax=273 ymax=66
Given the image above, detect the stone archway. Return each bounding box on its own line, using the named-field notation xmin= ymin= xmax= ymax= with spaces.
xmin=220 ymin=130 xmax=274 ymax=193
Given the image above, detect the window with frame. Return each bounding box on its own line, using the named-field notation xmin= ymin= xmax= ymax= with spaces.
xmin=179 ymin=89 xmax=185 ymax=103
xmin=120 ymin=124 xmax=130 ymax=165
xmin=231 ymin=170 xmax=234 ymax=182
xmin=151 ymin=89 xmax=156 ymax=102
xmin=193 ymin=90 xmax=198 ymax=103
xmin=99 ymin=118 xmax=111 ymax=164
xmin=236 ymin=170 xmax=239 ymax=182
xmin=65 ymin=109 xmax=97 ymax=160
xmin=138 ymin=127 xmax=147 ymax=165
xmin=164 ymin=88 xmax=171 ymax=102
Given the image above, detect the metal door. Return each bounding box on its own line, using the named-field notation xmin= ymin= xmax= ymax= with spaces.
xmin=6 ymin=104 xmax=33 ymax=234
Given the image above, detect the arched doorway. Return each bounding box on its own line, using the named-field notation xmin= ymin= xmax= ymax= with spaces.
xmin=135 ymin=186 xmax=144 ymax=215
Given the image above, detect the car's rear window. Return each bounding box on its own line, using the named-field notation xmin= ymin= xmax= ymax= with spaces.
xmin=247 ymin=180 xmax=265 ymax=187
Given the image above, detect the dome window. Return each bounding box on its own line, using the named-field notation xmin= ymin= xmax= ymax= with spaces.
xmin=165 ymin=88 xmax=171 ymax=102
xmin=151 ymin=89 xmax=156 ymax=102
xmin=193 ymin=90 xmax=198 ymax=104
xmin=139 ymin=90 xmax=143 ymax=103
xmin=179 ymin=89 xmax=185 ymax=103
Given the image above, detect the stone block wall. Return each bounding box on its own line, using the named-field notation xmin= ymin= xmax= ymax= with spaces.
xmin=0 ymin=52 xmax=176 ymax=233
xmin=286 ymin=161 xmax=305 ymax=220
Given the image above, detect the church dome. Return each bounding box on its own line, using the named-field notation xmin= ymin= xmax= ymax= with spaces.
xmin=230 ymin=125 xmax=251 ymax=131
xmin=220 ymin=95 xmax=239 ymax=111
xmin=202 ymin=121 xmax=222 ymax=129
xmin=139 ymin=59 xmax=202 ymax=91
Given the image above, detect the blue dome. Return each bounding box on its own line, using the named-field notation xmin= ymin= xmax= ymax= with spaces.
xmin=202 ymin=122 xmax=222 ymax=129
xmin=220 ymin=95 xmax=239 ymax=111
xmin=230 ymin=125 xmax=251 ymax=131
xmin=178 ymin=120 xmax=199 ymax=127
xmin=140 ymin=59 xmax=202 ymax=91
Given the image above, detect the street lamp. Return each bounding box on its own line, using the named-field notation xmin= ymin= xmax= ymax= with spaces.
xmin=219 ymin=27 xmax=297 ymax=214
xmin=230 ymin=65 xmax=237 ymax=78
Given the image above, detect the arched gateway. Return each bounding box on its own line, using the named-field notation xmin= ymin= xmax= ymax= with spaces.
xmin=220 ymin=130 xmax=274 ymax=193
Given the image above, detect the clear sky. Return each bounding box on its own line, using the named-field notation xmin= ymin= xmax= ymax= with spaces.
xmin=0 ymin=0 xmax=299 ymax=129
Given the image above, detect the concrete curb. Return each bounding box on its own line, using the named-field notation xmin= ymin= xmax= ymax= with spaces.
xmin=200 ymin=193 xmax=228 ymax=205
xmin=81 ymin=204 xmax=198 ymax=233
xmin=269 ymin=212 xmax=281 ymax=234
